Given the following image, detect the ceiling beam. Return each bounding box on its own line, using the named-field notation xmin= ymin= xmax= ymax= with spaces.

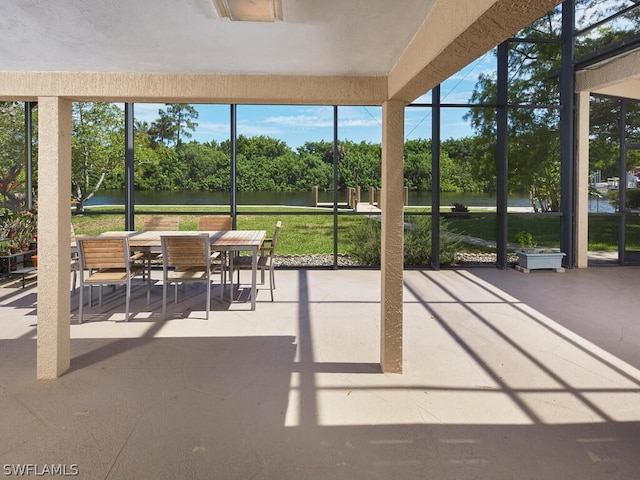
xmin=0 ymin=71 xmax=387 ymax=105
xmin=576 ymin=49 xmax=640 ymax=100
xmin=388 ymin=0 xmax=562 ymax=102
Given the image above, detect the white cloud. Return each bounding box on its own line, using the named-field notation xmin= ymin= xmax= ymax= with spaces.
xmin=261 ymin=106 xmax=380 ymax=130
xmin=237 ymin=122 xmax=283 ymax=136
xmin=263 ymin=114 xmax=334 ymax=128
xmin=340 ymin=118 xmax=380 ymax=127
xmin=132 ymin=103 xmax=165 ymax=124
xmin=193 ymin=120 xmax=231 ymax=136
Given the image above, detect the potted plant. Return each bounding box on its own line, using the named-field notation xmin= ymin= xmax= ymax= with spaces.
xmin=449 ymin=202 xmax=470 ymax=218
xmin=515 ymin=231 xmax=565 ymax=272
xmin=0 ymin=210 xmax=37 ymax=252
xmin=451 ymin=202 xmax=469 ymax=213
xmin=0 ymin=240 xmax=10 ymax=271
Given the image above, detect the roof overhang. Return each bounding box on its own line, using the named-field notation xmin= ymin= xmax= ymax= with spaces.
xmin=576 ymin=48 xmax=640 ymax=101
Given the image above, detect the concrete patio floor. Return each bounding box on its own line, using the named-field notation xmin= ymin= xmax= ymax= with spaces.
xmin=1 ymin=266 xmax=639 ymax=479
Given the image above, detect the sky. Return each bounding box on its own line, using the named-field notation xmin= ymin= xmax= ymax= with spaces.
xmin=133 ymin=51 xmax=496 ymax=150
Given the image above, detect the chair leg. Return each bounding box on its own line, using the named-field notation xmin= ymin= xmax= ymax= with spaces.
xmin=146 ymin=270 xmax=151 ymax=305
xmin=78 ymin=284 xmax=84 ymax=324
xmin=162 ymin=279 xmax=168 ymax=320
xmin=219 ymin=255 xmax=226 ymax=300
xmin=206 ymin=276 xmax=211 ymax=320
xmin=233 ymin=269 xmax=239 ymax=302
xmin=125 ymin=281 xmax=131 ymax=321
xmin=269 ymin=267 xmax=274 ymax=302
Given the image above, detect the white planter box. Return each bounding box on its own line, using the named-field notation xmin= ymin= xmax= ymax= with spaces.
xmin=516 ymin=249 xmax=566 ymax=271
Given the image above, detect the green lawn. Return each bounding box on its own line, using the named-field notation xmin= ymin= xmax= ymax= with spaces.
xmin=445 ymin=214 xmax=562 ymax=249
xmin=72 ymin=207 xmax=370 ymax=256
xmin=445 ymin=213 xmax=640 ymax=251
xmin=72 ymin=206 xmax=638 ymax=255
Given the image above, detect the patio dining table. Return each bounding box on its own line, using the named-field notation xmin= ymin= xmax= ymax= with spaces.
xmin=100 ymin=230 xmax=266 ymax=310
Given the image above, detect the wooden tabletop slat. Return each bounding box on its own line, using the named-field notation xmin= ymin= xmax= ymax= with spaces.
xmin=97 ymin=230 xmax=266 ymax=250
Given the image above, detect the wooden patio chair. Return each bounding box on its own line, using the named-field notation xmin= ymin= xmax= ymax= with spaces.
xmin=76 ymin=236 xmax=150 ymax=323
xmin=160 ymin=233 xmax=221 ymax=320
xmin=233 ymin=220 xmax=282 ymax=302
xmin=197 ymin=215 xmax=233 ymax=291
xmin=143 ymin=216 xmax=180 ymax=231
xmin=140 ymin=215 xmax=180 ymax=272
xmin=70 ymin=223 xmax=80 ymax=294
xmin=197 ymin=215 xmax=232 ymax=231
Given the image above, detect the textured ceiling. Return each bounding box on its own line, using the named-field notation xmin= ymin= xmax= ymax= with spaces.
xmin=0 ymin=0 xmax=435 ymax=76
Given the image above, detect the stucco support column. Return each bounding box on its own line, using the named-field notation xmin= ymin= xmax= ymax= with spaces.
xmin=380 ymin=100 xmax=404 ymax=373
xmin=37 ymin=97 xmax=72 ymax=379
xmin=576 ymin=91 xmax=590 ymax=268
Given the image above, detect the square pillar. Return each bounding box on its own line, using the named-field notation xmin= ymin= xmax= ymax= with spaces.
xmin=380 ymin=100 xmax=404 ymax=373
xmin=576 ymin=91 xmax=590 ymax=268
xmin=37 ymin=97 xmax=72 ymax=379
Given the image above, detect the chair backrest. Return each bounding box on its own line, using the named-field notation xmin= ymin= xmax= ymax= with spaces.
xmin=197 ymin=215 xmax=233 ymax=231
xmin=77 ymin=236 xmax=131 ymax=270
xmin=161 ymin=234 xmax=210 ymax=269
xmin=269 ymin=221 xmax=283 ymax=252
xmin=143 ymin=216 xmax=180 ymax=231
xmin=70 ymin=223 xmax=78 ymax=253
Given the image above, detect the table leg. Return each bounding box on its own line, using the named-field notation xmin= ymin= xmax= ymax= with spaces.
xmin=251 ymin=247 xmax=257 ymax=310
xmin=229 ymin=251 xmax=234 ymax=303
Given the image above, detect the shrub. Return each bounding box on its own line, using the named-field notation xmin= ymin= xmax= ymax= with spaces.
xmin=607 ymin=189 xmax=640 ymax=210
xmin=349 ymin=215 xmax=461 ymax=266
xmin=348 ymin=218 xmax=381 ymax=266
xmin=629 ymin=189 xmax=640 ymax=209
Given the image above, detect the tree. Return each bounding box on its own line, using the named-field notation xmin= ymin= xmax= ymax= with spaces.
xmin=176 ymin=141 xmax=230 ymax=191
xmin=338 ymin=140 xmax=381 ymax=189
xmin=235 ymin=134 xmax=290 ymax=159
xmin=149 ymin=104 xmax=199 ymax=147
xmin=403 ymin=139 xmax=431 ymax=191
xmin=149 ymin=110 xmax=177 ymax=147
xmin=167 ymin=103 xmax=199 ymax=147
xmin=71 ymin=102 xmax=124 ymax=213
xmin=297 ymin=140 xmax=341 ymax=165
xmin=0 ymin=164 xmax=24 ymax=212
xmin=442 ymin=137 xmax=490 ymax=192
xmin=465 ymin=0 xmax=640 ymax=211
xmin=0 ymin=102 xmax=28 ymax=211
xmin=576 ymin=1 xmax=640 ymax=180
xmin=464 ymin=7 xmax=563 ymax=211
